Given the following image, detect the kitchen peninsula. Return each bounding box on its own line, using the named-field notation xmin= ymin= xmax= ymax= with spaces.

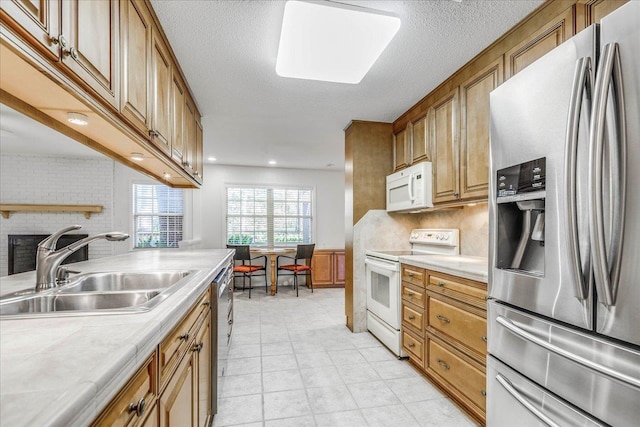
xmin=0 ymin=248 xmax=233 ymax=427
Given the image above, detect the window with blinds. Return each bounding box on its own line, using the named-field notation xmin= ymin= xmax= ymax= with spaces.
xmin=226 ymin=186 xmax=313 ymax=246
xmin=133 ymin=184 xmax=183 ymax=248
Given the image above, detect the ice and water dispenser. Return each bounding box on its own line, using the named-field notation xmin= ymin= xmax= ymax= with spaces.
xmin=495 ymin=158 xmax=546 ymax=276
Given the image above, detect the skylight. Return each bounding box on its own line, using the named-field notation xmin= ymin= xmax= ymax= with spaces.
xmin=276 ymin=0 xmax=401 ymax=84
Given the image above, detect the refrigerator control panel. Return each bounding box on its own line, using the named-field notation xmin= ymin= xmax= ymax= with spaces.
xmin=496 ymin=157 xmax=546 ymax=197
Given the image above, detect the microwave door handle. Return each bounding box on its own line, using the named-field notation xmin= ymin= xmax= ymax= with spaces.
xmin=589 ymin=43 xmax=626 ymax=307
xmin=564 ymin=56 xmax=591 ymax=300
xmin=408 ymin=173 xmax=415 ymax=202
xmin=495 ymin=374 xmax=561 ymax=427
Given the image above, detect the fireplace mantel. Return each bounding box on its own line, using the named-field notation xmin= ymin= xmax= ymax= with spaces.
xmin=0 ymin=204 xmax=103 ymax=219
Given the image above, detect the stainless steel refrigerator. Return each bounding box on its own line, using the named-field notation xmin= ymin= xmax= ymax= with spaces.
xmin=487 ymin=2 xmax=640 ymax=426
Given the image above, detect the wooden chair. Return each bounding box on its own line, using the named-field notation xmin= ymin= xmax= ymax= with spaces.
xmin=227 ymin=245 xmax=267 ymax=298
xmin=276 ymin=244 xmax=315 ymax=297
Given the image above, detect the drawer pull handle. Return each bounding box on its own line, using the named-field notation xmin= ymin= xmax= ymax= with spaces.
xmin=202 ymin=301 xmax=211 ymax=307
xmin=436 ymin=358 xmax=450 ymax=370
xmin=481 ymin=389 xmax=487 ymax=397
xmin=407 ymin=343 xmax=416 ymax=348
xmin=408 ymin=315 xmax=415 ymax=320
xmin=129 ymin=397 xmax=146 ymax=417
xmin=407 ymin=291 xmax=415 ymax=297
xmin=192 ymin=342 xmax=204 ymax=353
xmin=436 ymin=314 xmax=451 ymax=323
xmin=407 ymin=272 xmax=414 ymax=277
xmin=437 ymin=281 xmax=445 ymax=287
xmin=482 ymin=336 xmax=488 ymax=343
xmin=178 ymin=333 xmax=189 ymax=341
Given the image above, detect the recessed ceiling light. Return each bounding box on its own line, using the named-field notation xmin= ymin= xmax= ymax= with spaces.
xmin=163 ymin=172 xmax=172 ymax=179
xmin=67 ymin=112 xmax=89 ymax=126
xmin=130 ymin=152 xmax=144 ymax=162
xmin=208 ymin=156 xmax=217 ymax=162
xmin=276 ymin=0 xmax=401 ymax=84
xmin=268 ymin=160 xmax=277 ymax=165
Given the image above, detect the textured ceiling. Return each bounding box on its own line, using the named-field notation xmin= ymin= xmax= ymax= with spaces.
xmin=151 ymin=0 xmax=544 ymax=171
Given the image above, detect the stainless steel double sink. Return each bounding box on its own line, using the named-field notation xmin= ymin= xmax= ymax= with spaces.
xmin=0 ymin=271 xmax=195 ymax=318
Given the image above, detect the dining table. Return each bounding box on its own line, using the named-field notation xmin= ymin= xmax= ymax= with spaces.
xmin=250 ymin=247 xmax=296 ymax=295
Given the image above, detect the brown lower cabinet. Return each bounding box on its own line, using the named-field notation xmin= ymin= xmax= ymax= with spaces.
xmin=401 ymin=264 xmax=487 ymax=425
xmin=311 ymin=249 xmax=345 ymax=288
xmin=92 ymin=287 xmax=212 ymax=427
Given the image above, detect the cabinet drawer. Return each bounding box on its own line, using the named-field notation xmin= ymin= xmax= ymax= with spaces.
xmin=402 ymin=329 xmax=424 ymax=365
xmin=402 ymin=302 xmax=424 ymax=333
xmin=427 ymin=273 xmax=486 ymax=307
xmin=401 ymin=282 xmax=425 ymax=308
xmin=159 ymin=289 xmax=210 ymax=387
xmin=428 ymin=339 xmax=486 ymax=411
xmin=428 ymin=296 xmax=487 ymax=356
xmin=92 ymin=355 xmax=156 ymax=427
xmin=402 ymin=265 xmax=425 ymax=287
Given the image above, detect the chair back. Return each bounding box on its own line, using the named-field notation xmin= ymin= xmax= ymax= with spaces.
xmin=295 ymin=244 xmax=315 ymax=262
xmin=227 ymin=245 xmax=251 ymax=261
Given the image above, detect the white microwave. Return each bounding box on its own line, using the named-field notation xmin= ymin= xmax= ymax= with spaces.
xmin=386 ymin=162 xmax=433 ymax=212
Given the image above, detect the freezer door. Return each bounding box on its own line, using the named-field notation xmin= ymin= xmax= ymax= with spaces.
xmin=489 ymin=26 xmax=597 ymax=330
xmin=487 ymin=356 xmax=606 ymax=427
xmin=488 ymin=301 xmax=640 ymax=427
xmin=593 ymin=0 xmax=640 ymax=347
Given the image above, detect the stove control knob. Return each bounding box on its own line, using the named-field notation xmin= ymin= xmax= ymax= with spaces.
xmin=444 ymin=234 xmax=449 ymax=241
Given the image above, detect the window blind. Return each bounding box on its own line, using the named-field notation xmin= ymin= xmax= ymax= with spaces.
xmin=133 ymin=184 xmax=183 ymax=248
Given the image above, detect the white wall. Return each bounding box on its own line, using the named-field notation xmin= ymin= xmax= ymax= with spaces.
xmin=0 ymin=154 xmax=118 ymax=276
xmin=200 ymin=164 xmax=345 ymax=249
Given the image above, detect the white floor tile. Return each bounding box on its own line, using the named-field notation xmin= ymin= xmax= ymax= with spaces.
xmin=347 ymin=381 xmax=400 ymax=409
xmin=306 ymin=385 xmax=358 ymax=414
xmin=213 ymin=394 xmax=263 ymax=426
xmin=300 ymin=366 xmax=344 ymax=388
xmin=222 ymin=373 xmax=262 ymax=397
xmin=405 ymin=398 xmax=475 ymax=427
xmin=265 ymin=415 xmax=315 ymax=427
xmin=225 ymin=357 xmax=262 ymax=376
xmin=314 ymin=410 xmax=368 ymax=427
xmin=361 ymin=403 xmax=420 ymax=427
xmin=386 ymin=377 xmax=443 ymax=403
xmin=262 ymin=354 xmax=298 ymax=372
xmin=263 ymin=390 xmax=312 ymax=420
xmin=263 ymin=369 xmax=304 ymax=393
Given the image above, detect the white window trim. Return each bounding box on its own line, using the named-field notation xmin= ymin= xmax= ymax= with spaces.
xmin=131 ymin=180 xmax=186 ymax=250
xmin=223 ymin=183 xmax=317 ymax=248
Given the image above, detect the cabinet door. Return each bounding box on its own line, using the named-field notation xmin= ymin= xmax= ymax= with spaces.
xmin=430 ymin=87 xmax=460 ymax=204
xmin=159 ymin=348 xmax=196 ymax=427
xmin=195 ymin=118 xmax=203 ymax=184
xmin=333 ymin=251 xmax=345 ymax=285
xmin=120 ymin=0 xmax=151 ymax=135
xmin=393 ymin=128 xmax=408 ymax=171
xmin=0 ymin=0 xmax=60 ymax=60
xmin=61 ymin=0 xmax=119 ymax=108
xmin=578 ymin=0 xmax=628 ymax=28
xmin=410 ymin=115 xmax=429 ymax=164
xmin=505 ymin=6 xmax=575 ymax=78
xmin=194 ymin=318 xmax=211 ymax=427
xmin=183 ymin=95 xmax=196 ymax=176
xmin=311 ymin=251 xmax=333 ymax=285
xmin=171 ymin=72 xmax=185 ymax=164
xmin=459 ymin=57 xmax=503 ymax=200
xmin=150 ymin=26 xmax=172 ymax=155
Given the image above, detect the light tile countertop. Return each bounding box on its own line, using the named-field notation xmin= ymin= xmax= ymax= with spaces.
xmin=398 ymin=254 xmax=488 ymax=283
xmin=0 ymin=249 xmax=233 ymax=427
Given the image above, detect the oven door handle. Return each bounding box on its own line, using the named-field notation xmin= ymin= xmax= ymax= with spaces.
xmin=365 ymin=258 xmax=400 ymax=272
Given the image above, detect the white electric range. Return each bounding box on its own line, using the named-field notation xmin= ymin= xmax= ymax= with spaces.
xmin=365 ymin=229 xmax=460 ymax=357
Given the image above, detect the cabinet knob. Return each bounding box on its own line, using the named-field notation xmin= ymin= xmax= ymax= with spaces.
xmin=51 ymin=34 xmax=68 ymax=48
xmin=407 ymin=291 xmax=415 ymax=297
xmin=437 ymin=282 xmax=445 ymax=287
xmin=129 ymin=398 xmax=146 ymax=417
xmin=481 ymin=336 xmax=488 ymax=343
xmin=68 ymin=47 xmax=78 ymax=60
xmin=407 ymin=343 xmax=415 ymax=348
xmin=436 ymin=358 xmax=450 ymax=370
xmin=192 ymin=342 xmax=203 ymax=353
xmin=453 ymin=192 xmax=459 ymax=198
xmin=149 ymin=130 xmax=159 ymax=138
xmin=202 ymin=300 xmax=210 ymax=307
xmin=481 ymin=390 xmax=487 ymax=397
xmin=178 ymin=333 xmax=189 ymax=341
xmin=436 ymin=314 xmax=451 ymax=323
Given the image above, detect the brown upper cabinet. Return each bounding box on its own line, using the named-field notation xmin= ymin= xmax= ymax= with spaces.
xmin=393 ymin=127 xmax=408 ymax=171
xmin=459 ymin=57 xmax=503 ymax=200
xmin=120 ymin=0 xmax=152 ymax=135
xmin=505 ymin=5 xmax=575 ymax=79
xmin=410 ymin=114 xmax=429 ymax=165
xmin=1 ymin=0 xmax=204 ymax=188
xmin=577 ymin=0 xmax=629 ymax=26
xmin=430 ymin=87 xmax=460 ymax=204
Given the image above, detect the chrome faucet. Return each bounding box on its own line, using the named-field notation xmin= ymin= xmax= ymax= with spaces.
xmin=35 ymin=225 xmax=129 ymax=290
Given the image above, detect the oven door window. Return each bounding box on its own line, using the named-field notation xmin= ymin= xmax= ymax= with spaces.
xmin=371 ymin=272 xmax=390 ymax=308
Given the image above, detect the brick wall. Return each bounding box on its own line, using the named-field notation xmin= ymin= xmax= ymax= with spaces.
xmin=0 ymin=154 xmax=116 ymax=277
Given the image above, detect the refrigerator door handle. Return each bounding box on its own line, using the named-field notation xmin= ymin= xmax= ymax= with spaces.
xmin=589 ymin=42 xmax=627 ymax=307
xmin=496 ymin=316 xmax=640 ymax=388
xmin=564 ymin=56 xmax=592 ymax=300
xmin=495 ymin=374 xmax=561 ymax=427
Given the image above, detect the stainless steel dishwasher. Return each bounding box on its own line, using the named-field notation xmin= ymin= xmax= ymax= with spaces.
xmin=211 ymin=258 xmax=233 ymax=419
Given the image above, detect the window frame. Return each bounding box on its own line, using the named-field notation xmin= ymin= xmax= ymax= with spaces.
xmin=131 ymin=181 xmax=185 ymax=249
xmin=224 ymin=183 xmax=316 ymax=248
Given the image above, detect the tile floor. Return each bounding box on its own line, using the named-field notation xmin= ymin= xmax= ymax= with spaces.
xmin=214 ymin=285 xmax=475 ymax=427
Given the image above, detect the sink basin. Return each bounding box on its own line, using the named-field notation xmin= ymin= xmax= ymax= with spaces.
xmin=0 ymin=269 xmax=199 ymax=318
xmin=60 ymin=271 xmax=191 ymax=292
xmin=0 ymin=291 xmax=161 ymax=316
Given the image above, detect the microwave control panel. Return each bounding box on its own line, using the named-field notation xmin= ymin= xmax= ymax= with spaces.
xmin=496 ymin=157 xmax=546 ymax=197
